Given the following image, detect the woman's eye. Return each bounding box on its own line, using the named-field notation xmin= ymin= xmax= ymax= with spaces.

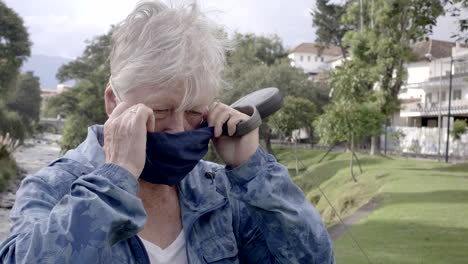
xmin=185 ymin=110 xmax=202 ymax=117
xmin=153 ymin=109 xmax=170 ymax=118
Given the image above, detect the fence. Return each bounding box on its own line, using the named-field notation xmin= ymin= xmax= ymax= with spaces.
xmin=383 ymin=126 xmax=468 ymax=158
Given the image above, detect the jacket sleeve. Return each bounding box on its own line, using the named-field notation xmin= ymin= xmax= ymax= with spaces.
xmin=0 ymin=160 xmax=146 ymax=264
xmin=226 ymin=147 xmax=335 ymax=264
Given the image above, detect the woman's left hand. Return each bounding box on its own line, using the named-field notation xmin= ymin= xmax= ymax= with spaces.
xmin=205 ymin=102 xmax=259 ymax=168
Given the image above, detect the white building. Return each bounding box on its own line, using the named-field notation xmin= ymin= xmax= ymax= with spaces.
xmin=397 ymin=39 xmax=468 ymax=128
xmin=288 ymin=43 xmax=342 ymax=75
xmin=387 ymin=39 xmax=468 ymax=157
xmin=41 ymin=84 xmax=72 ymax=101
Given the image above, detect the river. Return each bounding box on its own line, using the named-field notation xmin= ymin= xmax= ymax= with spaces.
xmin=0 ymin=133 xmax=62 ymax=242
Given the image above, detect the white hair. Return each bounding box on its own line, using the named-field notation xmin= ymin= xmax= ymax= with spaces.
xmin=109 ymin=0 xmax=229 ymax=109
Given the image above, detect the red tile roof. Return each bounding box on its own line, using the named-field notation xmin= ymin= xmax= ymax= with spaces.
xmin=289 ymin=43 xmax=342 ymax=56
xmin=412 ymin=39 xmax=467 ymax=61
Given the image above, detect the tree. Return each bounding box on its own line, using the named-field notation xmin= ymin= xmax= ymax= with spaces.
xmin=311 ymin=0 xmax=355 ymax=57
xmin=312 ymin=0 xmax=449 ymax=154
xmin=55 ymin=30 xmax=112 ymax=151
xmin=0 ymin=0 xmax=31 ymax=96
xmin=444 ymin=0 xmax=468 ymax=43
xmin=222 ymin=33 xmax=330 ymax=154
xmin=7 ymin=71 xmax=42 ymax=132
xmin=314 ymin=60 xmax=386 ymax=181
xmin=0 ymin=101 xmax=25 ymax=141
xmin=41 ymin=88 xmax=80 ymax=118
xmin=223 ymin=59 xmax=330 ymax=154
xmin=269 ymin=96 xmax=317 ymax=141
xmin=451 ymin=119 xmax=467 ymax=140
xmin=327 ymin=0 xmax=445 ymax=155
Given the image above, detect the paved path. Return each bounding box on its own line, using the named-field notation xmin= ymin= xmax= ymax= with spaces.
xmin=0 ymin=134 xmax=61 ymax=242
xmin=327 ymin=196 xmax=381 ymax=241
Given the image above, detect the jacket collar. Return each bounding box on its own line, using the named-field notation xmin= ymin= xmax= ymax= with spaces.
xmin=63 ymin=125 xmax=106 ymax=170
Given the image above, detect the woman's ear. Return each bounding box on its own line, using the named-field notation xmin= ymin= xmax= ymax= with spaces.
xmin=104 ymin=83 xmax=117 ymax=117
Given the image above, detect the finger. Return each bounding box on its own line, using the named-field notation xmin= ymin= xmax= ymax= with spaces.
xmin=146 ymin=109 xmax=156 ymax=133
xmin=215 ymin=112 xmax=231 ymax=138
xmin=206 ymin=102 xmax=221 ymax=127
xmin=109 ymin=101 xmax=132 ymax=120
xmin=132 ymin=104 xmax=155 ymax=131
xmin=207 ymin=102 xmax=231 ymax=126
xmin=226 ymin=115 xmax=245 ymax=136
xmin=209 ymin=104 xmax=232 ymax=137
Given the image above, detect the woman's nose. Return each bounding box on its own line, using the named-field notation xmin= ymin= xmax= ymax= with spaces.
xmin=164 ymin=111 xmax=185 ymax=133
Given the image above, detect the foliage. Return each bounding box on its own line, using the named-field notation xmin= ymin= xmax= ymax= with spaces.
xmin=223 ymin=60 xmax=329 ymax=106
xmin=55 ymin=31 xmax=112 ymax=151
xmin=0 ymin=132 xmax=19 ymax=160
xmin=41 ymin=88 xmax=80 ymax=118
xmin=314 ymin=100 xmax=385 ymax=146
xmin=345 ymin=0 xmax=444 ymax=114
xmin=312 ymin=0 xmax=445 ymax=154
xmin=222 ymin=33 xmax=330 ymax=154
xmin=6 ymin=71 xmax=42 ymax=132
xmin=0 ymin=155 xmax=17 ymax=193
xmin=343 ymin=0 xmax=443 ymax=115
xmin=269 ymin=96 xmax=317 ymax=140
xmin=388 ymin=129 xmax=406 ymax=153
xmin=444 ymin=0 xmax=468 ymax=43
xmin=314 ymin=60 xmax=384 ymax=145
xmin=227 ymin=33 xmax=287 ymax=69
xmin=223 ymin=33 xmax=330 ymax=107
xmin=0 ymin=102 xmax=26 ymax=142
xmin=314 ymin=60 xmax=386 ymax=180
xmin=311 ymin=0 xmax=354 ymax=57
xmin=451 ymin=119 xmax=467 ymax=140
xmin=0 ymin=0 xmax=31 ymax=96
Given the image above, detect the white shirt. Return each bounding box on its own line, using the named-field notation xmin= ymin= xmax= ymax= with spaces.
xmin=139 ymin=230 xmax=188 ymax=264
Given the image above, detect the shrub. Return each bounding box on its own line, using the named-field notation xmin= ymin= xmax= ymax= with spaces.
xmin=451 ymin=119 xmax=467 ymax=141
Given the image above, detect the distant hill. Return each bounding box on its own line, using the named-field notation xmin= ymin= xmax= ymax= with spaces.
xmin=21 ymin=54 xmax=74 ymax=89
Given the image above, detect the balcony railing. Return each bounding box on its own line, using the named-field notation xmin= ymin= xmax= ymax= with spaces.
xmin=400 ymin=99 xmax=468 ymax=117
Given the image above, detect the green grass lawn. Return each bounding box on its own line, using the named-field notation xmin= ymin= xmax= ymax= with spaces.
xmin=273 ymin=146 xmax=468 ymax=264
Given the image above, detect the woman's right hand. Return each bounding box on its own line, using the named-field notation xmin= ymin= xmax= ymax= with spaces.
xmin=103 ymin=102 xmax=155 ymax=179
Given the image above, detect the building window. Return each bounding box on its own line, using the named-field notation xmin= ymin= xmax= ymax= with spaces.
xmin=453 ymin=90 xmax=462 ymax=100
xmin=441 ymin=91 xmax=446 ymax=102
xmin=315 ymin=56 xmax=318 ymax=62
xmin=425 ymin=93 xmax=432 ymax=107
xmin=321 ymin=57 xmax=324 ymax=62
xmin=455 ymin=62 xmax=468 ymax=74
xmin=307 ymin=56 xmax=311 ymax=62
xmin=300 ymin=55 xmax=303 ymax=62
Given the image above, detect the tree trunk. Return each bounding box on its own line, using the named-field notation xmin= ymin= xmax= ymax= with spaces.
xmin=349 ymin=151 xmax=357 ymax=182
xmin=318 ymin=143 xmax=336 ymax=163
xmin=260 ymin=122 xmax=275 ymax=157
xmin=352 ymin=151 xmax=363 ymax=174
xmin=294 ymin=142 xmax=299 ymax=176
xmin=370 ymin=136 xmax=380 ymax=155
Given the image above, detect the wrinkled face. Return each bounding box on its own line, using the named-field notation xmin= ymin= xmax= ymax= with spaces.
xmin=122 ymin=84 xmax=211 ymax=133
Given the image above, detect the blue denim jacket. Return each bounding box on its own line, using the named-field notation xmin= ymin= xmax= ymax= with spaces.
xmin=0 ymin=125 xmax=335 ymax=263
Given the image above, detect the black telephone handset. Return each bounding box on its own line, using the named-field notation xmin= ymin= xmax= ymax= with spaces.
xmin=222 ymin=87 xmax=284 ymax=137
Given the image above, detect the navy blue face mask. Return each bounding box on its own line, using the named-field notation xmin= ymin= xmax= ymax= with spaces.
xmin=139 ymin=126 xmax=215 ymax=186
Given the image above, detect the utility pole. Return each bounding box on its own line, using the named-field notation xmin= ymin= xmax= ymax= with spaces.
xmin=445 ymin=56 xmax=454 ymax=163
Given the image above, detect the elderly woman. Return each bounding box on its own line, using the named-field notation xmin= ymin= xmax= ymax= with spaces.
xmin=0 ymin=1 xmax=334 ymax=263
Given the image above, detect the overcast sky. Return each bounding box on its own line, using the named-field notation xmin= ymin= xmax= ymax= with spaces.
xmin=4 ymin=0 xmax=459 ymax=59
